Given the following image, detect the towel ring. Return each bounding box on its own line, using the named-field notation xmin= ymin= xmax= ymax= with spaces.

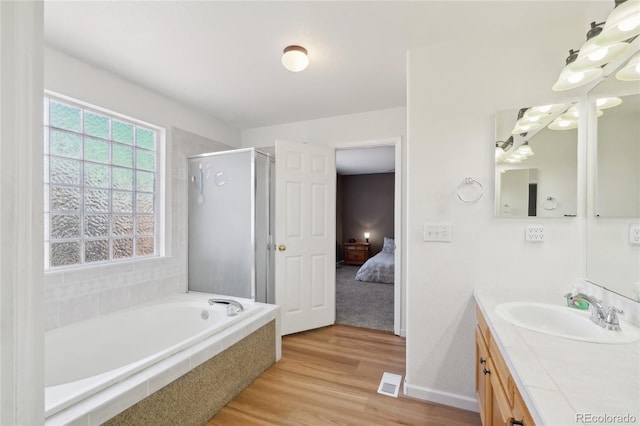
xmin=543 ymin=196 xmax=558 ymax=210
xmin=457 ymin=177 xmax=484 ymax=204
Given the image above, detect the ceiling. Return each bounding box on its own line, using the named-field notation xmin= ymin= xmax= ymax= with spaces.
xmin=43 ymin=1 xmax=603 ymax=130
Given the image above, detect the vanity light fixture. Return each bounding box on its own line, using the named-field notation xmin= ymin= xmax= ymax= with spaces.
xmin=516 ymin=142 xmax=534 ymax=157
xmin=552 ymin=51 xmax=603 ymax=91
xmin=594 ymin=0 xmax=640 ymax=46
xmin=548 ymin=117 xmax=579 ymax=130
xmin=596 ymin=97 xmax=623 ymax=109
xmin=364 ymin=232 xmax=370 ymax=243
xmin=552 ymin=0 xmax=640 ymax=91
xmin=495 ymin=138 xmax=513 ymax=161
xmin=615 ymin=51 xmax=640 ymax=80
xmin=570 ymin=22 xmax=631 ymax=71
xmin=281 ymin=45 xmax=309 ymax=72
xmin=528 ymin=104 xmax=567 ymax=114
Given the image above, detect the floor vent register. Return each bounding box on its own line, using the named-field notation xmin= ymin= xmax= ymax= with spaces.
xmin=377 ymin=372 xmax=402 ymax=398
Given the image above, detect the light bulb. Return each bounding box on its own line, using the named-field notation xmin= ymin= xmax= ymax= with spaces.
xmin=281 ymin=46 xmax=309 ymax=72
xmin=567 ymin=71 xmax=584 ymax=84
xmin=588 ymin=47 xmax=608 ymax=62
xmin=559 ymin=120 xmax=571 ymax=127
xmin=618 ymin=14 xmax=640 ymax=32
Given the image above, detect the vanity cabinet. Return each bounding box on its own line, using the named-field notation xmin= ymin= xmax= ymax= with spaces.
xmin=475 ymin=307 xmax=535 ymax=426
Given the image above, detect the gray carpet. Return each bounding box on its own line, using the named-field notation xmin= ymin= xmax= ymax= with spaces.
xmin=335 ymin=265 xmax=394 ymax=332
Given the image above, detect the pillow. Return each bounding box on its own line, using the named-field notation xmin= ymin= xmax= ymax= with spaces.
xmin=381 ymin=237 xmax=395 ymax=254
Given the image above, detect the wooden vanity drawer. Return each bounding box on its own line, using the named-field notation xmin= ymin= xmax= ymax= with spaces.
xmin=489 ymin=357 xmax=512 ymax=426
xmin=489 ymin=336 xmax=513 ymax=405
xmin=512 ymin=384 xmax=536 ymax=426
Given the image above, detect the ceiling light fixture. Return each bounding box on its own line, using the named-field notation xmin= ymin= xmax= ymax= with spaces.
xmin=281 ymin=45 xmax=309 ymax=72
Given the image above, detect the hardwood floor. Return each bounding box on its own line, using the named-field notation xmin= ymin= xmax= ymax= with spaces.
xmin=208 ymin=325 xmax=481 ymax=426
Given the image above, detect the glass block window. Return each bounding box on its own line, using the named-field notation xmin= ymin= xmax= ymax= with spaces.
xmin=44 ymin=95 xmax=161 ymax=269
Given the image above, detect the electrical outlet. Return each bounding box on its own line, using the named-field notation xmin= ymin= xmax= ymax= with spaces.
xmin=424 ymin=223 xmax=452 ymax=242
xmin=630 ymin=225 xmax=640 ymax=246
xmin=526 ymin=224 xmax=544 ymax=242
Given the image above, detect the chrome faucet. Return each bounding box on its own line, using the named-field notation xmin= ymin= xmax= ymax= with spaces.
xmin=564 ymin=291 xmax=623 ymax=331
xmin=208 ymin=298 xmax=245 ymax=316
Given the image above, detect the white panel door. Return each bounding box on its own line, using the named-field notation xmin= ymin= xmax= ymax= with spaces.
xmin=275 ymin=140 xmax=336 ymax=335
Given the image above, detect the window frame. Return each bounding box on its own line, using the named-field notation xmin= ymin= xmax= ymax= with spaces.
xmin=43 ymin=92 xmax=165 ymax=270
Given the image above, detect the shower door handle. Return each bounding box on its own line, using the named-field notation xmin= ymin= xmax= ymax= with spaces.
xmin=278 ymin=245 xmax=286 ymax=251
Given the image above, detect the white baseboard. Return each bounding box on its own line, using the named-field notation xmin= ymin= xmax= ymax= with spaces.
xmin=403 ymin=381 xmax=479 ymax=413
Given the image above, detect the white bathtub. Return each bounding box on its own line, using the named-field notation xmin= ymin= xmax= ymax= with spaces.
xmin=45 ymin=292 xmax=280 ymax=424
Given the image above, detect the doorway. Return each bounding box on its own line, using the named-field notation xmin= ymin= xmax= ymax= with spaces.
xmin=332 ymin=137 xmax=403 ymax=336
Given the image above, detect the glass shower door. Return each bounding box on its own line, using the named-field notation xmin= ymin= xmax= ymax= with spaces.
xmin=188 ymin=150 xmax=254 ymax=298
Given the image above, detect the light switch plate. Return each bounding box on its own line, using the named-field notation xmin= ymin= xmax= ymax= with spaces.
xmin=526 ymin=224 xmax=544 ymax=242
xmin=630 ymin=225 xmax=640 ymax=246
xmin=424 ymin=223 xmax=452 ymax=242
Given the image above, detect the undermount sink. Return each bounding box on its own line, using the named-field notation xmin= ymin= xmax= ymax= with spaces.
xmin=495 ymin=302 xmax=640 ymax=344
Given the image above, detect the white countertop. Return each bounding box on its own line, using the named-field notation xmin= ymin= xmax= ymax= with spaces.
xmin=474 ymin=290 xmax=640 ymax=426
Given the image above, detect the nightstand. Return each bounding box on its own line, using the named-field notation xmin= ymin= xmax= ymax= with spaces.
xmin=343 ymin=242 xmax=370 ymax=266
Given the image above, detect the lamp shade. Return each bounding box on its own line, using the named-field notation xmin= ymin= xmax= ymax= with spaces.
xmin=364 ymin=232 xmax=370 ymax=239
xmin=281 ymin=45 xmax=309 ymax=72
xmin=595 ymin=0 xmax=640 ymax=45
xmin=552 ymin=65 xmax=603 ymax=91
xmin=596 ymin=97 xmax=623 ymax=109
xmin=569 ymin=37 xmax=630 ymax=71
xmin=548 ymin=117 xmax=578 ymax=130
xmin=516 ymin=143 xmax=534 ymax=157
xmin=616 ymin=51 xmax=640 ymax=81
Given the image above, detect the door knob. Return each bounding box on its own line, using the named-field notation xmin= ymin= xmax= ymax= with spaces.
xmin=278 ymin=244 xmax=286 ymax=251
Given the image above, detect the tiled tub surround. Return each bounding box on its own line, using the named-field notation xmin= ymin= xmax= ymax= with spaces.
xmin=45 ymin=292 xmax=280 ymax=425
xmin=474 ymin=290 xmax=640 ymax=425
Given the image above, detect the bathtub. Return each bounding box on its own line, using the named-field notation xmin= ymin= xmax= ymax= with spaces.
xmin=45 ymin=292 xmax=280 ymax=425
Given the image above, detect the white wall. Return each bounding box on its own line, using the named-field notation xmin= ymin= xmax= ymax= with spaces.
xmin=405 ymin=20 xmax=589 ymax=409
xmin=241 ymin=107 xmax=406 ymax=148
xmin=43 ymin=47 xmax=240 ymax=328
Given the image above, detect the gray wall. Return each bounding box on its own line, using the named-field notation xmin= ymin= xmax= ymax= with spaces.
xmin=337 ymin=173 xmax=394 ymax=256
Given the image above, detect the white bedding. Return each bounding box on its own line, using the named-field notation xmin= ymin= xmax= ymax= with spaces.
xmin=355 ymin=251 xmax=394 ymax=284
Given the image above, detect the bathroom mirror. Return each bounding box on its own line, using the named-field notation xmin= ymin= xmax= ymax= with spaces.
xmin=586 ymin=48 xmax=640 ymax=302
xmin=593 ymin=93 xmax=640 ymax=218
xmin=494 ymin=104 xmax=578 ymax=218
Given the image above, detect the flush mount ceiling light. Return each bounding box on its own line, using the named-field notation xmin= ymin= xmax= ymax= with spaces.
xmin=615 ymin=51 xmax=640 ymax=80
xmin=595 ymin=0 xmax=640 ymax=46
xmin=281 ymin=45 xmax=309 ymax=72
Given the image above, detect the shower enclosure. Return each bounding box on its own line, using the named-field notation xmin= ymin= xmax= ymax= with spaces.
xmin=187 ymin=148 xmax=274 ymax=303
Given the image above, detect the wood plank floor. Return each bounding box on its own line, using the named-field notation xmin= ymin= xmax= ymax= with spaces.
xmin=207 ymin=324 xmax=481 ymax=425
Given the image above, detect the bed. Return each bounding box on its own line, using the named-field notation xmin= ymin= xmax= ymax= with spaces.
xmin=355 ymin=237 xmax=395 ymax=284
